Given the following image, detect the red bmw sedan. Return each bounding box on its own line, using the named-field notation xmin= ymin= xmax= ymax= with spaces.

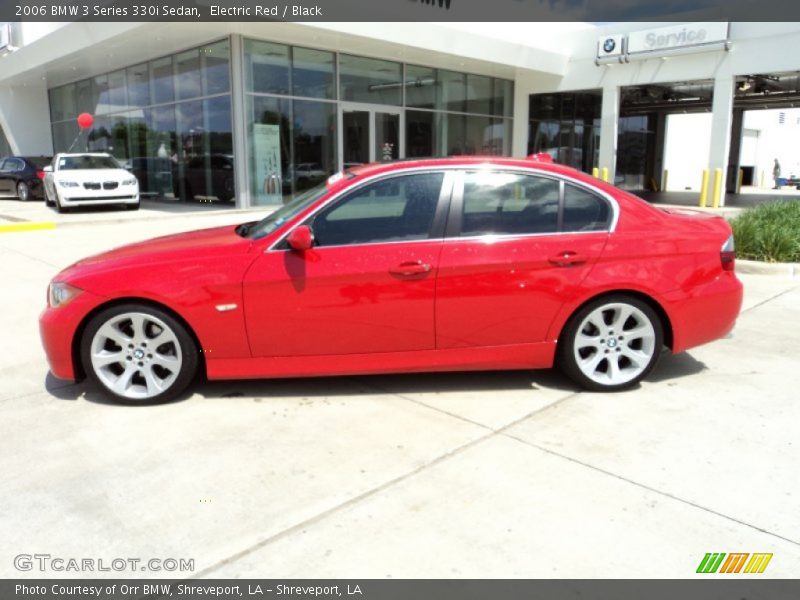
xmin=40 ymin=156 xmax=743 ymax=403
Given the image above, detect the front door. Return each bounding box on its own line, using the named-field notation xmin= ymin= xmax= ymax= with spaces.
xmin=243 ymin=171 xmax=450 ymax=357
xmin=340 ymin=104 xmax=403 ymax=169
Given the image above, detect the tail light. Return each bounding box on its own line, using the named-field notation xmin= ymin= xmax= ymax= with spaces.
xmin=36 ymin=170 xmax=46 ymax=180
xmin=721 ymin=234 xmax=735 ymax=271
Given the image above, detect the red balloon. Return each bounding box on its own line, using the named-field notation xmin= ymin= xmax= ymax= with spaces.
xmin=77 ymin=113 xmax=94 ymax=129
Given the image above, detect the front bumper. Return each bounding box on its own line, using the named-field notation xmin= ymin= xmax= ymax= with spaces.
xmin=58 ymin=187 xmax=139 ymax=207
xmin=39 ymin=288 xmax=109 ymax=381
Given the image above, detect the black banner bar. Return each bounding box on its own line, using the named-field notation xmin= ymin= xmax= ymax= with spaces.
xmin=3 ymin=580 xmax=800 ymax=600
xmin=2 ymin=0 xmax=800 ymax=22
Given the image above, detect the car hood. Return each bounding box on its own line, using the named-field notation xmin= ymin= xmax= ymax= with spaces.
xmin=57 ymin=224 xmax=254 ymax=281
xmin=55 ymin=169 xmax=131 ymax=182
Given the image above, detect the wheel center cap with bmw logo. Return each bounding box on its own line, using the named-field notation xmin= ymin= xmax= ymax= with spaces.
xmin=603 ymin=38 xmax=616 ymax=53
xmin=133 ymin=348 xmax=145 ymax=360
xmin=607 ymin=338 xmax=618 ymax=348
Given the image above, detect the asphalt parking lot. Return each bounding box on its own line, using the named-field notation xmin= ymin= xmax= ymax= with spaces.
xmin=1 ymin=202 xmax=799 ymax=578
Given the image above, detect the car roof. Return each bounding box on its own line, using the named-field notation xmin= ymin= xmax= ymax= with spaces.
xmin=343 ymin=155 xmax=580 ymax=180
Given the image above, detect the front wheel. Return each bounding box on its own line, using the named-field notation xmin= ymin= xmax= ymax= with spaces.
xmin=81 ymin=304 xmax=199 ymax=403
xmin=557 ymin=295 xmax=663 ymax=392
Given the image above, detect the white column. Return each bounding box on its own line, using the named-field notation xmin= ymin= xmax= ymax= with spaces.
xmin=229 ymin=34 xmax=250 ymax=209
xmin=598 ymin=85 xmax=619 ymax=181
xmin=708 ymin=75 xmax=735 ymax=207
xmin=0 ymin=81 xmax=53 ymax=155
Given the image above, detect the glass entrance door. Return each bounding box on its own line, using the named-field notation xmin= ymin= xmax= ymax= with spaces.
xmin=339 ymin=105 xmax=403 ymax=170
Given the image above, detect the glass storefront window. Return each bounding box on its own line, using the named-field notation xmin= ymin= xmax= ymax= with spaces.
xmin=107 ymin=70 xmax=128 ymax=114
xmin=493 ymin=78 xmax=514 ymax=118
xmin=292 ymin=46 xmax=335 ymax=99
xmin=406 ymin=65 xmax=436 ymax=110
xmin=245 ymin=39 xmax=290 ymax=95
xmin=339 ymin=54 xmax=402 ymax=106
xmin=466 ymin=74 xmax=492 ymax=115
xmin=127 ymin=63 xmax=151 ymax=108
xmin=249 ymin=95 xmax=292 ymax=205
xmin=406 ymin=110 xmax=435 ymax=158
xmin=175 ymin=49 xmax=202 ymax=101
xmin=150 ymin=57 xmax=175 ymax=105
xmin=49 ymin=85 xmax=76 ymax=122
xmin=293 ymin=100 xmax=337 ymax=193
xmin=438 ymin=70 xmax=466 ymax=113
xmin=202 ymin=40 xmax=231 ymax=96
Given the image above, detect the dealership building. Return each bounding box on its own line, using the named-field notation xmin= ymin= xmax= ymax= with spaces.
xmin=1 ymin=20 xmax=800 ymax=207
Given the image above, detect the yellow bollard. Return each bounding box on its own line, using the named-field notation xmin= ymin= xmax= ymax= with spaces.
xmin=712 ymin=168 xmax=723 ymax=208
xmin=662 ymin=169 xmax=669 ymax=192
xmin=738 ymin=168 xmax=744 ymax=194
xmin=592 ymin=167 xmax=599 ymax=179
xmin=699 ymin=170 xmax=710 ymax=207
xmin=601 ymin=167 xmax=609 ymax=183
xmin=760 ymin=171 xmax=765 ymax=189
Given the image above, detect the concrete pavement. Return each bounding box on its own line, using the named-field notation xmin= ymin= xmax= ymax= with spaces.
xmin=1 ymin=210 xmax=798 ymax=579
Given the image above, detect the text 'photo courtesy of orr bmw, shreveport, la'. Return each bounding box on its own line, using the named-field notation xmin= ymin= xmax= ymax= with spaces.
xmin=39 ymin=155 xmax=743 ymax=403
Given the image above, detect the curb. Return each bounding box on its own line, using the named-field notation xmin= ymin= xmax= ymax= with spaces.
xmin=48 ymin=206 xmax=269 ymax=229
xmin=736 ymin=259 xmax=799 ymax=277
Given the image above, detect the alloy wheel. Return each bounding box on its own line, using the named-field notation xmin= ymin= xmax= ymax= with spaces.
xmin=89 ymin=311 xmax=183 ymax=400
xmin=572 ymin=302 xmax=658 ymax=387
xmin=17 ymin=182 xmax=29 ymax=202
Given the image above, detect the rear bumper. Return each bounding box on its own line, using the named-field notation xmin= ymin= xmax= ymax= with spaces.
xmin=39 ymin=289 xmax=108 ymax=381
xmin=665 ymin=271 xmax=744 ymax=354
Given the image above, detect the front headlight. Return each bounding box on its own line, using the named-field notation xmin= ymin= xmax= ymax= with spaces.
xmin=57 ymin=180 xmax=80 ymax=188
xmin=48 ymin=282 xmax=83 ymax=308
xmin=122 ymin=178 xmax=138 ymax=186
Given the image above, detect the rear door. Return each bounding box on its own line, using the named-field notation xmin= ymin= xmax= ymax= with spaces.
xmin=435 ymin=170 xmax=612 ymax=349
xmin=243 ymin=170 xmax=453 ymax=357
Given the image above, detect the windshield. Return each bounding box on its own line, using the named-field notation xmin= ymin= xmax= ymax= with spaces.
xmin=245 ymin=183 xmax=331 ymax=239
xmin=59 ymin=155 xmax=121 ymax=170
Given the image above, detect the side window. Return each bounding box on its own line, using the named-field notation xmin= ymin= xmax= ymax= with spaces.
xmin=563 ymin=184 xmax=611 ymax=232
xmin=4 ymin=158 xmax=24 ymax=172
xmin=312 ymin=172 xmax=444 ymax=247
xmin=460 ymin=171 xmax=559 ymax=236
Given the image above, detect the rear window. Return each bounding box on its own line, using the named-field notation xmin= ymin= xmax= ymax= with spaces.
xmin=24 ymin=156 xmax=52 ymax=169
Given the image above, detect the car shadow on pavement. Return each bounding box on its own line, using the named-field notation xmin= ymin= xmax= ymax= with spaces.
xmin=44 ymin=352 xmax=707 ymax=406
xmin=195 ymin=369 xmax=581 ymax=401
xmin=645 ymin=351 xmax=707 ymax=383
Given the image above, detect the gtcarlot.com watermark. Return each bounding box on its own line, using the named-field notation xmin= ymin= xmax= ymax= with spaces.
xmin=14 ymin=553 xmax=195 ymax=573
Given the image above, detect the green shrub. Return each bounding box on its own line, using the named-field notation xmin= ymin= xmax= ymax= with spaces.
xmin=730 ymin=201 xmax=800 ymax=262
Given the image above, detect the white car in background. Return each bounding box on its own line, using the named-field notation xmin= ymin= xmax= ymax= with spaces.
xmin=43 ymin=153 xmax=139 ymax=213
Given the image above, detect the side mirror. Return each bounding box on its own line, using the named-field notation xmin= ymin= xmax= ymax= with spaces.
xmin=286 ymin=225 xmax=314 ymax=251
xmin=43 ymin=165 xmax=53 ymax=173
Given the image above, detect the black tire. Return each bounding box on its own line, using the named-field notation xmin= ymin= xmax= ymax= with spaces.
xmin=17 ymin=181 xmax=30 ymax=202
xmin=55 ymin=194 xmax=68 ymax=213
xmin=557 ymin=294 xmax=664 ymax=392
xmin=80 ymin=303 xmax=200 ymax=404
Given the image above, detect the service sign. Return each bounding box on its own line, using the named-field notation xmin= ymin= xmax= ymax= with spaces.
xmin=627 ymin=22 xmax=729 ymax=55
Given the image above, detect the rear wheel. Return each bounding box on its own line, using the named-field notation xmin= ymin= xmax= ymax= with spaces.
xmin=558 ymin=295 xmax=663 ymax=392
xmin=81 ymin=304 xmax=199 ymax=403
xmin=17 ymin=181 xmax=30 ymax=202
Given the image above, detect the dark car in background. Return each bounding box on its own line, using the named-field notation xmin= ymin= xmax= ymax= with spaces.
xmin=125 ymin=157 xmax=175 ymax=198
xmin=178 ymin=154 xmax=235 ymax=204
xmin=0 ymin=156 xmax=52 ymax=202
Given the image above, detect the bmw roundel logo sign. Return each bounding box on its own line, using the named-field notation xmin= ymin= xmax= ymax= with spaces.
xmin=603 ymin=38 xmax=616 ymax=53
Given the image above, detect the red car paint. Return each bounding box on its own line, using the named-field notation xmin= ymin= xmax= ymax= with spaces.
xmin=40 ymin=157 xmax=743 ymax=383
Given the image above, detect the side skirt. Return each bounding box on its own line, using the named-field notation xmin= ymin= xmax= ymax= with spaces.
xmin=206 ymin=342 xmax=557 ymax=380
